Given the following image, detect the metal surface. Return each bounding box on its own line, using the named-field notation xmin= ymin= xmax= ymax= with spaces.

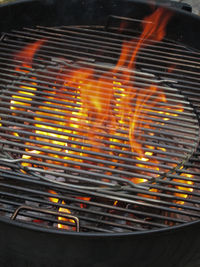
xmin=0 ymin=23 xmax=200 ymax=233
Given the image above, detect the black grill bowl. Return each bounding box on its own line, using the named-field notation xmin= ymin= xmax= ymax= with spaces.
xmin=0 ymin=0 xmax=200 ymax=267
xmin=1 ymin=218 xmax=200 ymax=267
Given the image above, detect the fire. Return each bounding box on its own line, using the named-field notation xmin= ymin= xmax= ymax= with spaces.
xmin=7 ymin=6 xmax=195 ymax=226
xmin=49 ymin=190 xmax=75 ymax=230
xmin=15 ymin=39 xmax=45 ymax=69
xmin=10 ymin=40 xmax=44 ymax=114
xmin=48 ymin=190 xmax=90 ymax=229
xmin=174 ymin=171 xmax=194 ymax=205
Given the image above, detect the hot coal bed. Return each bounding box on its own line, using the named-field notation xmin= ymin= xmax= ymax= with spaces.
xmin=0 ymin=0 xmax=200 ymax=267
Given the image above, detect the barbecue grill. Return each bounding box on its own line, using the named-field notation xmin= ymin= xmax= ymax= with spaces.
xmin=0 ymin=0 xmax=200 ymax=266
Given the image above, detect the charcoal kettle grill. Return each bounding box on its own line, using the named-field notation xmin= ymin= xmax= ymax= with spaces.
xmin=0 ymin=0 xmax=200 ymax=266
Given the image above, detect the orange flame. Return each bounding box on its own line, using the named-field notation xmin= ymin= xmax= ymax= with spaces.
xmin=11 ymin=39 xmax=44 ymax=113
xmin=15 ymin=39 xmax=45 ymax=69
xmin=63 ymin=7 xmax=173 ymax=158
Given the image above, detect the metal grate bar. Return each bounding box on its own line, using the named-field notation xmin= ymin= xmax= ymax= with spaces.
xmin=36 ymin=25 xmax=200 ymax=57
xmin=3 ymin=83 xmax=196 ymax=119
xmin=0 ymin=170 xmax=187 ymax=224
xmin=5 ymin=31 xmax=200 ymax=71
xmin=1 ymin=35 xmax=200 ymax=81
xmin=0 ymin=173 xmax=197 ymax=223
xmin=0 ymin=51 xmax=199 ymax=95
xmin=17 ymin=27 xmax=200 ymax=65
xmin=2 ymin=89 xmax=195 ymax=124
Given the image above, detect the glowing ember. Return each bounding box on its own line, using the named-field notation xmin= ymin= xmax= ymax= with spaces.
xmin=49 ymin=190 xmax=75 ymax=230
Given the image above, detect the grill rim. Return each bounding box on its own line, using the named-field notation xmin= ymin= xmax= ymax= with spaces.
xmin=1 ymin=214 xmax=200 ymax=237
xmin=0 ymin=0 xmax=200 ymax=48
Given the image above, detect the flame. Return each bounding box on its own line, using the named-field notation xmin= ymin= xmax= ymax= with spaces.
xmin=15 ymin=39 xmax=45 ymax=69
xmin=11 ymin=7 xmax=174 ymax=172
xmin=7 ymin=7 xmax=195 ymax=222
xmin=112 ymin=8 xmax=172 ymax=157
xmin=11 ymin=39 xmax=44 ymax=114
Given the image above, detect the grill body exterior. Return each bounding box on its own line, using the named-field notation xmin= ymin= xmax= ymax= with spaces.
xmin=0 ymin=219 xmax=200 ymax=267
xmin=0 ymin=0 xmax=200 ymax=266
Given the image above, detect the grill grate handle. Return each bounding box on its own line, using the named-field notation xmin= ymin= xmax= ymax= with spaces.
xmin=11 ymin=205 xmax=80 ymax=232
